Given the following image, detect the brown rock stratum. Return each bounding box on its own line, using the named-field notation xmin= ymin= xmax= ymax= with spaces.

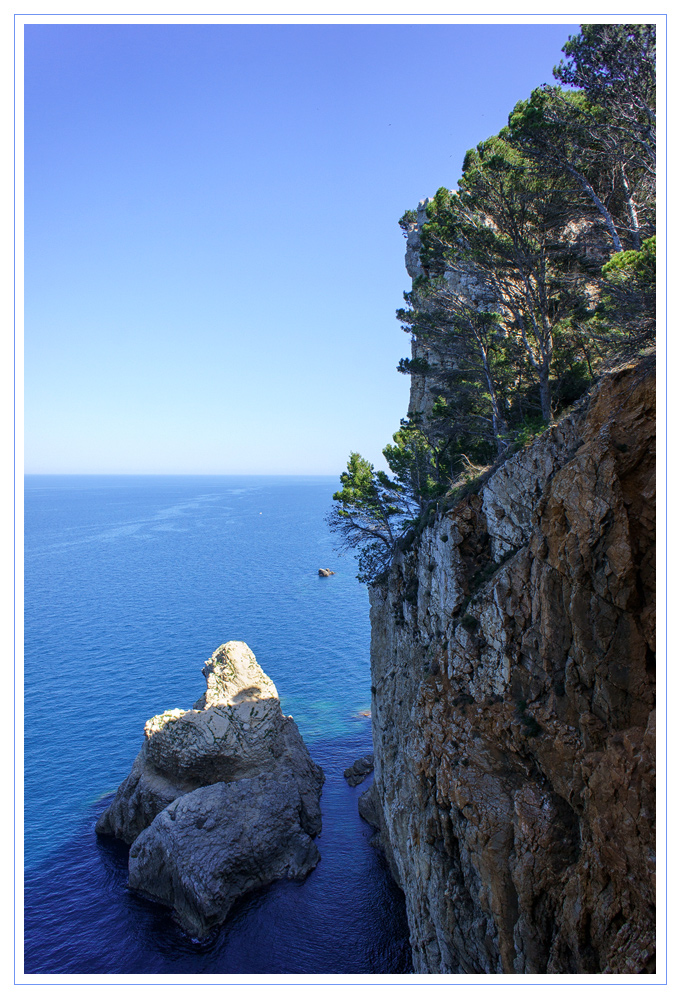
xmin=366 ymin=357 xmax=655 ymax=974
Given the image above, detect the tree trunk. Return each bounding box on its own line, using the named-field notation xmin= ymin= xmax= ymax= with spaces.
xmin=539 ymin=362 xmax=552 ymax=422
xmin=479 ymin=342 xmax=508 ymax=455
xmin=565 ymin=162 xmax=623 ymax=252
xmin=620 ymin=163 xmax=641 ymax=249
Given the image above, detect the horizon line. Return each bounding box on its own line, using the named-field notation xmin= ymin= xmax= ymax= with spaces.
xmin=24 ymin=471 xmax=342 ymax=477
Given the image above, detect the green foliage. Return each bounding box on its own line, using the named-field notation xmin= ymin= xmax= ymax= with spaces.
xmin=554 ymin=24 xmax=656 ymax=241
xmin=555 ymin=24 xmax=655 ymax=144
xmin=333 ymin=453 xmax=397 ymax=530
xmin=398 ymin=23 xmax=655 ymax=434
xmin=327 ymin=452 xmax=402 ymax=583
xmin=599 ymin=236 xmax=656 ymax=343
xmin=397 ymin=355 xmax=431 ymax=376
xmin=328 ymin=428 xmax=448 ymax=583
xmin=399 ymin=208 xmax=418 ymax=231
xmin=512 ymin=417 xmax=550 ymax=450
xmin=505 ymin=85 xmax=636 ymax=255
xmin=383 ymin=425 xmax=447 ymax=511
xmin=550 ymin=325 xmax=595 ymax=408
xmin=602 ymin=236 xmax=656 ymax=285
xmin=332 ymin=25 xmax=655 ymax=586
xmin=397 ymin=282 xmax=513 ymax=456
xmin=420 ymin=133 xmax=594 ymax=420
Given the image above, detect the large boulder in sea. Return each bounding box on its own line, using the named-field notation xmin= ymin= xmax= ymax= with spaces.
xmin=128 ymin=775 xmax=321 ymax=940
xmin=96 ymin=641 xmax=324 ymax=938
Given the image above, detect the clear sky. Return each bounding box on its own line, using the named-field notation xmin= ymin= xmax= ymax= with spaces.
xmin=24 ymin=20 xmax=580 ymax=474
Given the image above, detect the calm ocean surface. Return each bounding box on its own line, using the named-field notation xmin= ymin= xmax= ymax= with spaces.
xmin=24 ymin=475 xmax=411 ymax=975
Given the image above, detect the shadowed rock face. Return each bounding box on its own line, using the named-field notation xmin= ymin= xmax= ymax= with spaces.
xmin=96 ymin=641 xmax=324 ymax=938
xmin=128 ymin=775 xmax=321 ymax=941
xmin=366 ymin=358 xmax=655 ymax=974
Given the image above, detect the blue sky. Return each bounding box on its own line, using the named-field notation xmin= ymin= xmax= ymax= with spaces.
xmin=24 ymin=21 xmax=580 ymax=474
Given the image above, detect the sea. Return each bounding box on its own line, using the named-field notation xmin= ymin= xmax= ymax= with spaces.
xmin=23 ymin=475 xmax=412 ymax=975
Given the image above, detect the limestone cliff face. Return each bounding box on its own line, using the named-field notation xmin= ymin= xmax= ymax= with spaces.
xmin=367 ymin=357 xmax=655 ymax=973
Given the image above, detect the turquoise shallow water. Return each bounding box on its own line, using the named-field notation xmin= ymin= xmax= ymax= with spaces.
xmin=23 ymin=475 xmax=411 ymax=974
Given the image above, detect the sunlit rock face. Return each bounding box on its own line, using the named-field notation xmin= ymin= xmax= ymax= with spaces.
xmin=97 ymin=641 xmax=324 ymax=938
xmin=367 ymin=358 xmax=655 ymax=974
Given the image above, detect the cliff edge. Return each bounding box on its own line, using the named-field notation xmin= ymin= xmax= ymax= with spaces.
xmin=366 ymin=356 xmax=655 ymax=973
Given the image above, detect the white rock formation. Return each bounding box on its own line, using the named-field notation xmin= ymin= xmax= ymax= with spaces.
xmin=96 ymin=641 xmax=324 ymax=938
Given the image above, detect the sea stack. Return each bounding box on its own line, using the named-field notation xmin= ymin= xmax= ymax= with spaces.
xmin=96 ymin=641 xmax=324 ymax=939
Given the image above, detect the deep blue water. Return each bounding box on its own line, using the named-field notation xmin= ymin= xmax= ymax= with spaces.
xmin=24 ymin=475 xmax=411 ymax=974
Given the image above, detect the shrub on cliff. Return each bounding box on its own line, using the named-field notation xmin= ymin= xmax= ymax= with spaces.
xmin=328 ymin=431 xmax=447 ymax=583
xmin=599 ymin=236 xmax=656 ymax=344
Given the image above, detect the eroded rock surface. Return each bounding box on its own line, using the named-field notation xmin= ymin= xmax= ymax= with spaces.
xmin=97 ymin=641 xmax=324 ymax=937
xmin=367 ymin=358 xmax=655 ymax=974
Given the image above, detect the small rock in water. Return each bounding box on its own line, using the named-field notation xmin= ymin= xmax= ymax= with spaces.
xmin=344 ymin=753 xmax=374 ymax=787
xmin=318 ymin=568 xmax=335 ymax=577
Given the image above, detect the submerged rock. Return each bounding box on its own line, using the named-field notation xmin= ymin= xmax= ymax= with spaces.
xmin=318 ymin=568 xmax=335 ymax=576
xmin=96 ymin=641 xmax=324 ymax=937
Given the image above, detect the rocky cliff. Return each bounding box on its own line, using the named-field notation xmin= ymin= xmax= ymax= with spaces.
xmin=364 ymin=355 xmax=655 ymax=973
